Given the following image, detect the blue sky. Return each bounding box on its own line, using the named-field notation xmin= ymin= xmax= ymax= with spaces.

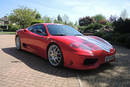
xmin=0 ymin=0 xmax=130 ymax=22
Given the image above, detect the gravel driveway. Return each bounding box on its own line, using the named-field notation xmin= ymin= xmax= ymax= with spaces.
xmin=0 ymin=35 xmax=130 ymax=87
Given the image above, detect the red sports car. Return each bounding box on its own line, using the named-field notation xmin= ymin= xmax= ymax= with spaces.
xmin=15 ymin=23 xmax=116 ymax=70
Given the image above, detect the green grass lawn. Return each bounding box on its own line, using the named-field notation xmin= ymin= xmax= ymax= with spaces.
xmin=0 ymin=32 xmax=16 ymax=35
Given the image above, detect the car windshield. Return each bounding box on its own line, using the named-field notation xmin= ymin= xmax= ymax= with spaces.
xmin=47 ymin=24 xmax=83 ymax=36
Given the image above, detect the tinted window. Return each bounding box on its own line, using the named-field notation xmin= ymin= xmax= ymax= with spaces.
xmin=28 ymin=24 xmax=47 ymax=36
xmin=47 ymin=25 xmax=83 ymax=36
xmin=28 ymin=26 xmax=33 ymax=31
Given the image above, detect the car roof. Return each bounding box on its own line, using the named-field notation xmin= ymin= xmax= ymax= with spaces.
xmin=33 ymin=23 xmax=63 ymax=26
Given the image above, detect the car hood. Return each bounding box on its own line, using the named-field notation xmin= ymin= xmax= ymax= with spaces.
xmin=77 ymin=36 xmax=113 ymax=52
xmin=53 ymin=35 xmax=113 ymax=52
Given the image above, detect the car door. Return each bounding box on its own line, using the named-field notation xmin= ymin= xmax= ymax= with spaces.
xmin=21 ymin=25 xmax=36 ymax=53
xmin=30 ymin=24 xmax=49 ymax=57
xmin=23 ymin=24 xmax=49 ymax=57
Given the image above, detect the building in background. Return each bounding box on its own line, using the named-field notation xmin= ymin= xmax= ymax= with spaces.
xmin=0 ymin=16 xmax=9 ymax=30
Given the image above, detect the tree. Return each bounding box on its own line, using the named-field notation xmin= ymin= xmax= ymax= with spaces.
xmin=109 ymin=15 xmax=117 ymax=22
xmin=57 ymin=15 xmax=62 ymax=22
xmin=74 ymin=21 xmax=78 ymax=26
xmin=67 ymin=21 xmax=74 ymax=27
xmin=35 ymin=13 xmax=41 ymax=20
xmin=8 ymin=7 xmax=39 ymax=28
xmin=113 ymin=17 xmax=130 ymax=33
xmin=79 ymin=16 xmax=94 ymax=26
xmin=53 ymin=19 xmax=59 ymax=23
xmin=42 ymin=16 xmax=52 ymax=23
xmin=93 ymin=14 xmax=106 ymax=23
xmin=62 ymin=14 xmax=69 ymax=23
xmin=98 ymin=19 xmax=107 ymax=24
xmin=120 ymin=9 xmax=128 ymax=20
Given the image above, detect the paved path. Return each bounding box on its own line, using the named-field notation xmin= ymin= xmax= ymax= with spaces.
xmin=0 ymin=35 xmax=130 ymax=87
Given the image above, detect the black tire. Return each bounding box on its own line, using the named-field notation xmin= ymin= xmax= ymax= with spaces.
xmin=47 ymin=44 xmax=64 ymax=67
xmin=15 ymin=36 xmax=21 ymax=50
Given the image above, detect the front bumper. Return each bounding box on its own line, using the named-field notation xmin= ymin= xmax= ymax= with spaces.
xmin=64 ymin=49 xmax=116 ymax=70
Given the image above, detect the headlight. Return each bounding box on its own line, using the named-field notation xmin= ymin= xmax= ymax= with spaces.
xmin=70 ymin=42 xmax=92 ymax=51
xmin=70 ymin=42 xmax=94 ymax=56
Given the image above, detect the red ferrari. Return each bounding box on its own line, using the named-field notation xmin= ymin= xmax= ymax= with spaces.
xmin=15 ymin=23 xmax=116 ymax=70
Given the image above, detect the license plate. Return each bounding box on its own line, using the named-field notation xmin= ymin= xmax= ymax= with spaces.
xmin=105 ymin=55 xmax=115 ymax=62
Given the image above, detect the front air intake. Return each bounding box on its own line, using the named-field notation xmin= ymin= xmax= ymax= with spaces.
xmin=83 ymin=59 xmax=98 ymax=65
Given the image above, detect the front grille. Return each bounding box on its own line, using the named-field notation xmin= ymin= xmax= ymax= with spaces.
xmin=83 ymin=59 xmax=98 ymax=65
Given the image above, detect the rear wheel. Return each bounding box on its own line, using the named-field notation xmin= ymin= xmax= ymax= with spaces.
xmin=15 ymin=36 xmax=21 ymax=50
xmin=48 ymin=44 xmax=64 ymax=67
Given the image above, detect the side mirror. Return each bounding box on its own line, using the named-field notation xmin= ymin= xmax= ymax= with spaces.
xmin=24 ymin=29 xmax=28 ymax=32
xmin=43 ymin=32 xmax=47 ymax=36
xmin=36 ymin=29 xmax=47 ymax=36
xmin=36 ymin=29 xmax=42 ymax=33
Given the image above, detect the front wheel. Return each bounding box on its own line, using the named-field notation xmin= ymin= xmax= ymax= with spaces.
xmin=15 ymin=36 xmax=21 ymax=50
xmin=48 ymin=44 xmax=64 ymax=67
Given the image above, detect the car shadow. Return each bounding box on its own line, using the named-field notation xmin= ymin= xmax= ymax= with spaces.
xmin=2 ymin=47 xmax=115 ymax=78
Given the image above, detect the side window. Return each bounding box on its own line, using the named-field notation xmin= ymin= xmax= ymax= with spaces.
xmin=28 ymin=26 xmax=33 ymax=31
xmin=28 ymin=26 xmax=35 ymax=32
xmin=30 ymin=25 xmax=47 ymax=36
xmin=41 ymin=25 xmax=47 ymax=33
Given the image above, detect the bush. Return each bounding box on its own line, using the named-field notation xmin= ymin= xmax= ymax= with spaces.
xmin=111 ymin=33 xmax=120 ymax=43
xmin=79 ymin=16 xmax=94 ymax=26
xmin=125 ymin=36 xmax=130 ymax=48
xmin=31 ymin=20 xmax=44 ymax=25
xmin=116 ymin=35 xmax=126 ymax=43
xmin=114 ymin=33 xmax=130 ymax=48
xmin=0 ymin=28 xmax=3 ymax=31
xmin=8 ymin=24 xmax=20 ymax=31
xmin=78 ymin=26 xmax=87 ymax=33
xmin=94 ymin=29 xmax=130 ymax=48
xmin=94 ymin=31 xmax=113 ymax=41
xmin=116 ymin=33 xmax=130 ymax=43
xmin=93 ymin=32 xmax=104 ymax=37
xmin=82 ymin=23 xmax=103 ymax=33
xmin=102 ymin=32 xmax=113 ymax=41
xmin=113 ymin=18 xmax=130 ymax=34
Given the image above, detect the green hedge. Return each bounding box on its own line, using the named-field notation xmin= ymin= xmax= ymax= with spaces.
xmin=113 ymin=18 xmax=130 ymax=34
xmin=125 ymin=36 xmax=130 ymax=48
xmin=94 ymin=32 xmax=130 ymax=48
xmin=0 ymin=28 xmax=3 ymax=31
xmin=8 ymin=24 xmax=20 ymax=31
xmin=79 ymin=23 xmax=103 ymax=33
xmin=31 ymin=20 xmax=44 ymax=25
xmin=115 ymin=33 xmax=130 ymax=48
